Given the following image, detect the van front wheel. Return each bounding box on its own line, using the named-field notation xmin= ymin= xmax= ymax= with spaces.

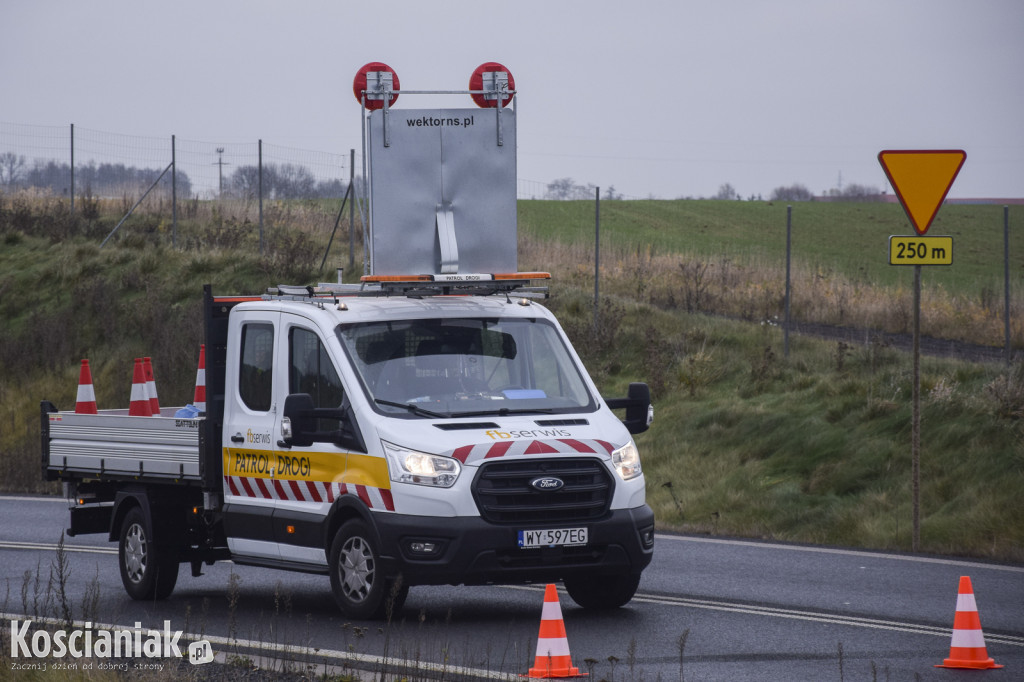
xmin=564 ymin=572 xmax=640 ymax=609
xmin=329 ymin=520 xmax=407 ymax=619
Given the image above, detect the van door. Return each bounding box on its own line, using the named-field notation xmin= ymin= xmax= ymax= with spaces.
xmin=269 ymin=320 xmax=354 ymax=567
xmin=222 ymin=310 xmax=281 ymax=561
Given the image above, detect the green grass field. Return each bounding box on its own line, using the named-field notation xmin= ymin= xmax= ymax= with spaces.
xmin=519 ymin=199 xmax=1022 ymax=295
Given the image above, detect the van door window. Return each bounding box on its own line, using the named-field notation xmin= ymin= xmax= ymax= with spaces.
xmin=239 ymin=323 xmax=274 ymax=411
xmin=289 ymin=327 xmax=345 ymax=426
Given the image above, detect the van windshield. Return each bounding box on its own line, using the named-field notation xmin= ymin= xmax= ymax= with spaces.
xmin=336 ymin=317 xmax=596 ymax=418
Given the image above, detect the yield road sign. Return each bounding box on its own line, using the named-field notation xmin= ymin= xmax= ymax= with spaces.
xmin=878 ymin=150 xmax=966 ymax=235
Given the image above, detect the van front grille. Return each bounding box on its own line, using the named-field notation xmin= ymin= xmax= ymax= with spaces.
xmin=472 ymin=457 xmax=613 ymax=525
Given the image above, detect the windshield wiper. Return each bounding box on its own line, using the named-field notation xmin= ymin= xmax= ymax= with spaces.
xmin=374 ymin=399 xmax=450 ymax=419
xmin=449 ymin=407 xmax=555 ymax=418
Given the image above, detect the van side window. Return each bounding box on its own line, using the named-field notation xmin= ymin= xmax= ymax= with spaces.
xmin=289 ymin=327 xmax=345 ymax=411
xmin=239 ymin=323 xmax=274 ymax=411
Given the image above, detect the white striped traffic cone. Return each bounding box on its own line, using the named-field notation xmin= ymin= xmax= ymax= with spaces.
xmin=193 ymin=344 xmax=206 ymax=412
xmin=75 ymin=359 xmax=98 ymax=414
xmin=143 ymin=356 xmax=161 ymax=416
xmin=128 ymin=358 xmax=153 ymax=417
xmin=526 ymin=584 xmax=583 ymax=678
xmin=935 ymin=576 xmax=1003 ymax=669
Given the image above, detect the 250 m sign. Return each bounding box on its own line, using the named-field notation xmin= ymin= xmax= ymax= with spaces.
xmin=888 ymin=235 xmax=953 ymax=266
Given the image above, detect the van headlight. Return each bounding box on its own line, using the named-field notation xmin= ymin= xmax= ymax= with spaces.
xmin=383 ymin=441 xmax=461 ymax=488
xmin=611 ymin=441 xmax=642 ymax=480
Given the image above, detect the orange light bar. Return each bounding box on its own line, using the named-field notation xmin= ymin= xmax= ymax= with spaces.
xmin=494 ymin=272 xmax=551 ymax=280
xmin=361 ymin=274 xmax=433 ymax=283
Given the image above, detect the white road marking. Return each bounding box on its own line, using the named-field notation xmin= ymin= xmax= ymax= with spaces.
xmin=657 ymin=533 xmax=1024 ymax=573
xmin=0 ymin=541 xmax=116 ymax=555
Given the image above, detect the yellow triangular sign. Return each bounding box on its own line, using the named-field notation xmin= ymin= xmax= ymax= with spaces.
xmin=878 ymin=150 xmax=965 ymax=235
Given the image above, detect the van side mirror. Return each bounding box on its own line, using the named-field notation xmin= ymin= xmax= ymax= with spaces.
xmin=282 ymin=393 xmax=366 ymax=452
xmin=604 ymin=382 xmax=653 ymax=435
xmin=283 ymin=393 xmax=316 ymax=447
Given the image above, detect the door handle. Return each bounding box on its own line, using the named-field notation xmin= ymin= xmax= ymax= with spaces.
xmin=230 ymin=433 xmax=244 ymax=443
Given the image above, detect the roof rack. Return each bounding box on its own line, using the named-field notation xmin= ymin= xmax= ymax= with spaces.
xmin=265 ymin=272 xmax=550 ymax=301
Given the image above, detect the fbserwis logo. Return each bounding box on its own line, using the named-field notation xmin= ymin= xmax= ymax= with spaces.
xmin=8 ymin=619 xmax=213 ymax=667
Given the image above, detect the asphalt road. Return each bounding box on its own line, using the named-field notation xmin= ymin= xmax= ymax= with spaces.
xmin=2 ymin=494 xmax=1022 ymax=680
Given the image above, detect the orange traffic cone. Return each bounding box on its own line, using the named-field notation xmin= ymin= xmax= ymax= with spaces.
xmin=128 ymin=358 xmax=153 ymax=417
xmin=935 ymin=576 xmax=1003 ymax=669
xmin=526 ymin=584 xmax=584 ymax=678
xmin=143 ymin=357 xmax=161 ymax=416
xmin=75 ymin=359 xmax=98 ymax=414
xmin=193 ymin=344 xmax=207 ymax=412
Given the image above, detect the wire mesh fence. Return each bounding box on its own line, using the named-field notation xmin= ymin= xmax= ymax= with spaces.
xmin=1 ymin=121 xmax=1019 ymax=356
xmin=0 ymin=121 xmax=364 ymax=271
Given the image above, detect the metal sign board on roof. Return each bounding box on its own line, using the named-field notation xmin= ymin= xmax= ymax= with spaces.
xmin=877 ymin=150 xmax=966 ymax=235
xmin=367 ymin=107 xmax=518 ymax=276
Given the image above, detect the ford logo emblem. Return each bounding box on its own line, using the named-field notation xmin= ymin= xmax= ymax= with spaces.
xmin=530 ymin=476 xmax=564 ymax=491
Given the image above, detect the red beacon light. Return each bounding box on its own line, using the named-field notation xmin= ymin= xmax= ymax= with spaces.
xmin=469 ymin=62 xmax=515 ymax=109
xmin=353 ymin=62 xmax=400 ymax=110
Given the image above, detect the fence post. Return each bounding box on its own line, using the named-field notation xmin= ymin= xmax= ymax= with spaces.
xmin=258 ymin=139 xmax=264 ymax=256
xmin=171 ymin=134 xmax=177 ymax=247
xmin=69 ymin=124 xmax=74 ymax=213
xmin=594 ymin=186 xmax=600 ymax=333
xmin=349 ymin=148 xmax=355 ymax=272
xmin=784 ymin=205 xmax=792 ymax=357
xmin=1006 ymin=205 xmax=1011 ymax=366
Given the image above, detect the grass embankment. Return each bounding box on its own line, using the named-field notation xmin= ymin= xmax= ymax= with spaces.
xmin=1 ymin=192 xmax=1022 ymax=561
xmin=545 ymin=288 xmax=1024 ymax=560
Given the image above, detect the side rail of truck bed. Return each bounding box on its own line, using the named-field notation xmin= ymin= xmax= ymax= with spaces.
xmin=41 ymin=402 xmax=205 ymax=483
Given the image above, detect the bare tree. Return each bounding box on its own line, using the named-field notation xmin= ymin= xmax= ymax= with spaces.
xmin=545 ymin=177 xmax=598 ymax=200
xmin=839 ymin=183 xmax=882 ymax=202
xmin=714 ymin=183 xmax=738 ymax=200
xmin=0 ymin=152 xmax=27 ymax=187
xmin=770 ymin=183 xmax=814 ymax=201
xmin=545 ymin=177 xmax=577 ymax=200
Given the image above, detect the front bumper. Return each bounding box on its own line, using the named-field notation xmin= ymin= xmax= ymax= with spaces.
xmin=372 ymin=505 xmax=655 ymax=586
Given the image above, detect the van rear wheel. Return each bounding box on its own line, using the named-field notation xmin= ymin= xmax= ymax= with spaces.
xmin=329 ymin=519 xmax=407 ymax=619
xmin=118 ymin=507 xmax=179 ymax=600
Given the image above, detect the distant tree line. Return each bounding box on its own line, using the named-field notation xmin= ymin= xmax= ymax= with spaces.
xmin=541 ymin=176 xmax=884 ymax=203
xmin=769 ymin=182 xmax=883 ymax=202
xmin=0 ymin=152 xmax=193 ymax=197
xmin=226 ymin=163 xmax=354 ymax=200
xmin=545 ymin=177 xmax=622 ymax=201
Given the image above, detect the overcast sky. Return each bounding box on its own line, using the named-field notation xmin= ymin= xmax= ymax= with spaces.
xmin=3 ymin=0 xmax=1022 ymax=199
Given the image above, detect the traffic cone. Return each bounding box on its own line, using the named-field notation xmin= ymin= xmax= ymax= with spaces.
xmin=143 ymin=357 xmax=161 ymax=416
xmin=526 ymin=584 xmax=584 ymax=678
xmin=935 ymin=576 xmax=1003 ymax=669
xmin=75 ymin=359 xmax=98 ymax=414
xmin=193 ymin=344 xmax=207 ymax=412
xmin=128 ymin=358 xmax=153 ymax=417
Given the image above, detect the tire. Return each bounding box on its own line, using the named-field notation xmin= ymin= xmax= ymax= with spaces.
xmin=118 ymin=506 xmax=179 ymax=601
xmin=328 ymin=519 xmax=407 ymax=619
xmin=564 ymin=572 xmax=641 ymax=610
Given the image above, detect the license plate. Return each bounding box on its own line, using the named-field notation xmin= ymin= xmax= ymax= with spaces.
xmin=518 ymin=527 xmax=588 ymax=548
